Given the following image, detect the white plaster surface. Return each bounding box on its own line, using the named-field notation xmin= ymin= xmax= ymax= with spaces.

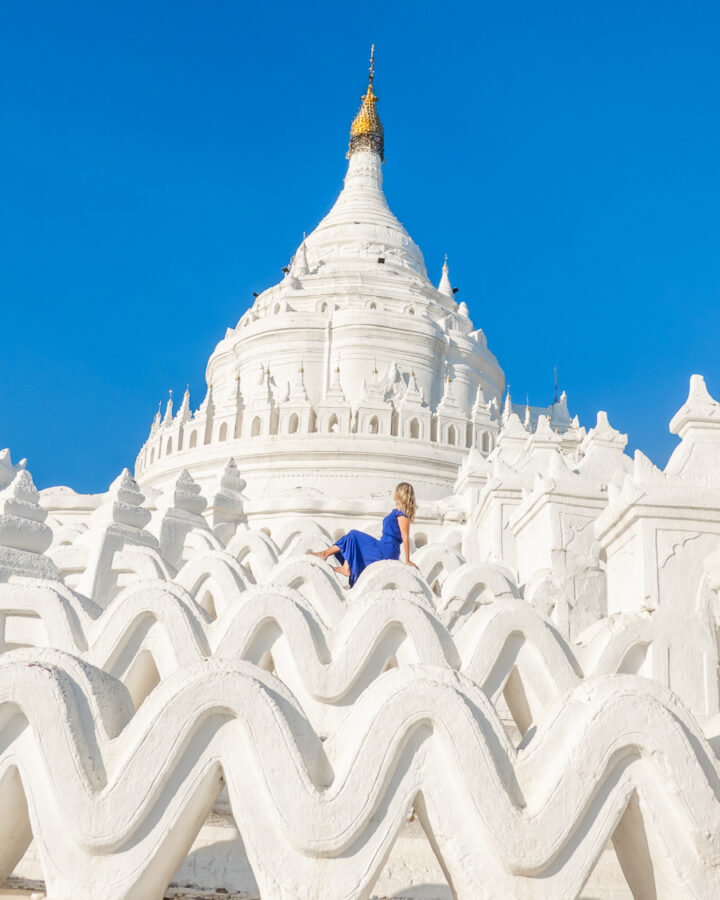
xmin=4 ymin=90 xmax=720 ymax=900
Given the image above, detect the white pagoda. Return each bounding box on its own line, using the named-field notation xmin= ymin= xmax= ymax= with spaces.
xmin=1 ymin=49 xmax=720 ymax=900
xmin=133 ymin=48 xmax=572 ymax=538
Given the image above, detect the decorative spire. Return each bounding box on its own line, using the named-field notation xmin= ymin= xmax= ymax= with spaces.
xmin=437 ymin=371 xmax=461 ymax=413
xmin=251 ymin=365 xmax=273 ymax=404
xmin=471 ymin=383 xmax=485 ymax=416
xmin=348 ymin=45 xmax=384 ymax=161
xmin=524 ymin=394 xmax=531 ymax=428
xmin=289 ymin=364 xmax=309 ymax=402
xmin=0 ymin=448 xmax=26 ymax=490
xmin=669 ymin=373 xmax=720 ymax=437
xmin=197 ymin=382 xmax=214 ymax=416
xmin=291 ymin=233 xmax=309 ymax=277
xmin=401 ymin=370 xmax=425 ymax=407
xmin=162 ymin=390 xmax=173 ymax=426
xmin=151 ymin=402 xmax=162 ymax=434
xmin=502 ymin=387 xmax=512 ymax=425
xmin=327 ymin=361 xmax=346 ymax=401
xmin=234 ymin=373 xmax=244 ymax=410
xmin=438 ymin=254 xmax=454 ymax=298
xmin=177 ymin=385 xmax=191 ymax=424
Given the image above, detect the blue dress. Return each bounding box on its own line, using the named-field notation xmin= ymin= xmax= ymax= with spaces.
xmin=334 ymin=509 xmax=407 ymax=587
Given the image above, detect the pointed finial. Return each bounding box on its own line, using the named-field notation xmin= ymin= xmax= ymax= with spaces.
xmin=348 ymin=46 xmax=384 ymax=161
xmin=438 ymin=255 xmax=454 ymax=297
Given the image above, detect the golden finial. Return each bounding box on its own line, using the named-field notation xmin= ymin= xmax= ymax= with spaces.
xmin=348 ymin=45 xmax=384 ymax=161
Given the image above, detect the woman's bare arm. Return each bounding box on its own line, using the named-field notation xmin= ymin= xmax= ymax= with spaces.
xmin=398 ymin=516 xmax=417 ymax=566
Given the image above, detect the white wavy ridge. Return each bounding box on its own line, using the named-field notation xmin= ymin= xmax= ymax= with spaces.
xmin=0 ymin=648 xmax=717 ymax=900
xmin=0 ymin=555 xmax=653 ymax=736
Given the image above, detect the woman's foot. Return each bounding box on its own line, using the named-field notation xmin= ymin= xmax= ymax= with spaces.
xmin=307 ymin=545 xmax=341 ymax=562
xmin=332 ymin=563 xmax=351 ymax=578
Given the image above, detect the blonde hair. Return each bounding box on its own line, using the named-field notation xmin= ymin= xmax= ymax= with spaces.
xmin=395 ymin=482 xmax=417 ymax=523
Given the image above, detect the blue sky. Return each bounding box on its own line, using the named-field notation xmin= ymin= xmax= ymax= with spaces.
xmin=2 ymin=1 xmax=719 ymax=492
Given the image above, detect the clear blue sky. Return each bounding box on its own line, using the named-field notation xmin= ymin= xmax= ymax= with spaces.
xmin=2 ymin=1 xmax=719 ymax=492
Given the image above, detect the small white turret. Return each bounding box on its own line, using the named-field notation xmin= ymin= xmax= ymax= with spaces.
xmin=150 ymin=403 xmax=162 ymax=435
xmin=162 ymin=391 xmax=173 ymax=426
xmin=176 ymin=386 xmax=192 ymax=424
xmin=0 ymin=468 xmax=59 ymax=581
xmin=502 ymin=387 xmax=513 ymax=426
xmin=327 ymin=364 xmax=346 ymax=402
xmin=0 ymin=448 xmax=27 ymax=490
xmin=291 ymin=235 xmax=309 ymax=277
xmin=438 ymin=255 xmax=454 ymax=298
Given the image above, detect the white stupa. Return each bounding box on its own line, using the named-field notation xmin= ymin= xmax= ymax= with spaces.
xmin=133 ymin=50 xmax=570 ymax=531
xmin=3 ymin=48 xmax=720 ymax=900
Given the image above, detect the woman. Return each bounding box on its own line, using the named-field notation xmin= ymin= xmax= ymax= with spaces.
xmin=309 ymin=482 xmax=417 ymax=587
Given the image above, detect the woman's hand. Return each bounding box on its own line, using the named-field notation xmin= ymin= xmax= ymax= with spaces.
xmin=406 ymin=560 xmax=418 ymax=569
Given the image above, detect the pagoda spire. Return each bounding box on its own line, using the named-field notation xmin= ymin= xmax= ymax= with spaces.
xmin=162 ymin=390 xmax=173 ymax=426
xmin=291 ymin=233 xmax=309 ymax=276
xmin=502 ymin=387 xmax=513 ymax=425
xmin=151 ymin=402 xmax=162 ymax=434
xmin=471 ymin=383 xmax=485 ymax=416
xmin=438 ymin=254 xmax=454 ymax=298
xmin=327 ymin=362 xmax=346 ymax=401
xmin=177 ymin=385 xmax=191 ymax=424
xmin=348 ymin=45 xmax=384 ymax=161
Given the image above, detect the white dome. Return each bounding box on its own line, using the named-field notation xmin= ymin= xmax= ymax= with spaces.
xmin=135 ymin=76 xmax=506 ymax=525
xmin=304 ymin=150 xmax=427 ymax=278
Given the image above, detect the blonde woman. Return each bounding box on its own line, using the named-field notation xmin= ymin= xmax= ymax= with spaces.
xmin=309 ymin=483 xmax=417 ymax=586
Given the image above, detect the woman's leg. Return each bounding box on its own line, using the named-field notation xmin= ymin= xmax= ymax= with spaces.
xmin=332 ymin=561 xmax=351 ymax=577
xmin=308 ymin=544 xmax=341 ymax=561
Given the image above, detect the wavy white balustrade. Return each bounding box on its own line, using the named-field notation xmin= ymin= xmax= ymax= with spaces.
xmin=0 ymin=649 xmax=717 ymax=900
xmin=0 ymin=555 xmax=689 ymax=742
xmin=3 ymin=408 xmax=720 ymax=900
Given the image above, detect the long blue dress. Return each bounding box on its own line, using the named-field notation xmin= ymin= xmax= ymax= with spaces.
xmin=334 ymin=509 xmax=407 ymax=587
